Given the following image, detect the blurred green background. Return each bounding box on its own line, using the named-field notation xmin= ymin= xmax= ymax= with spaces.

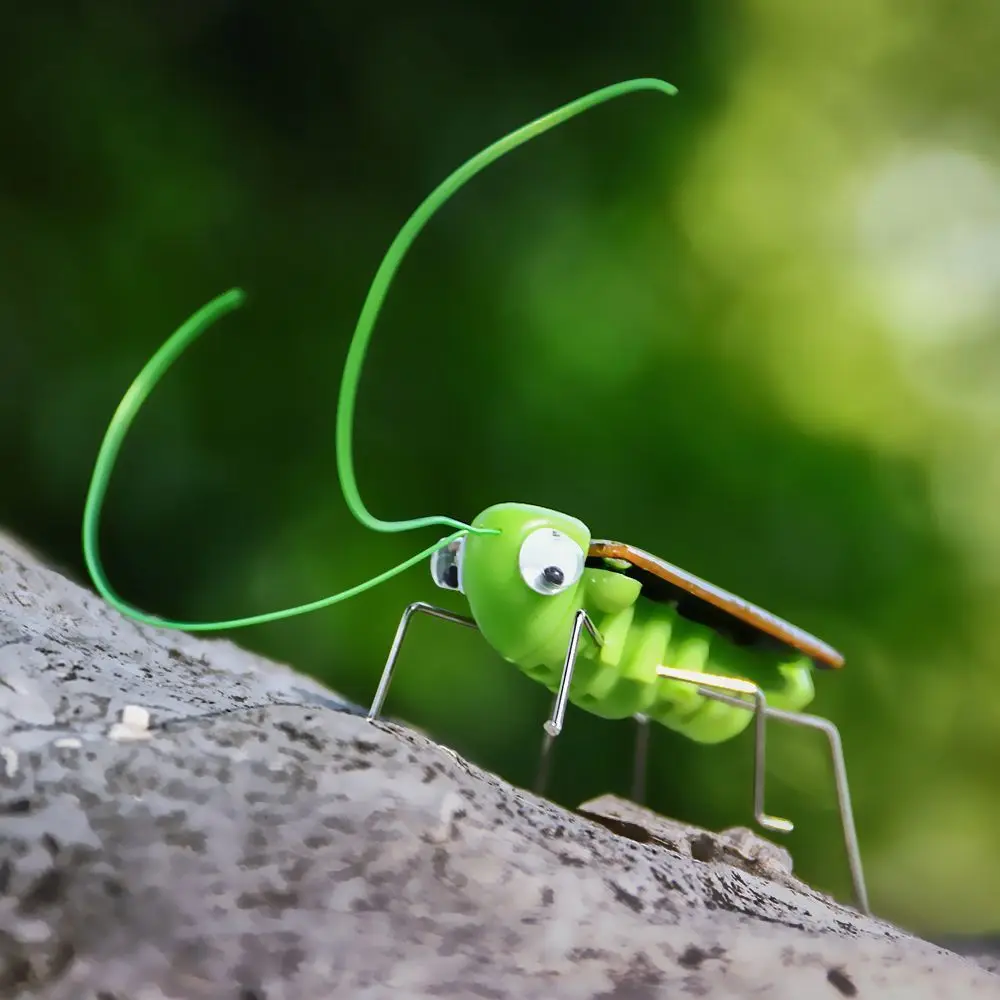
xmin=4 ymin=0 xmax=1000 ymax=935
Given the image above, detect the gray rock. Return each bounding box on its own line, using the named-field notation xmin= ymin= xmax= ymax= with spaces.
xmin=576 ymin=795 xmax=803 ymax=892
xmin=0 ymin=533 xmax=997 ymax=999
xmin=933 ymin=935 xmax=1000 ymax=977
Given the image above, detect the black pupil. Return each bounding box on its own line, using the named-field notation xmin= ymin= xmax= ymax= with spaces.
xmin=542 ymin=565 xmax=564 ymax=586
xmin=445 ymin=564 xmax=459 ymax=589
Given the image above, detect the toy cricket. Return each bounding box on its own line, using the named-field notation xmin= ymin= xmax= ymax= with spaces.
xmin=81 ymin=78 xmax=869 ymax=914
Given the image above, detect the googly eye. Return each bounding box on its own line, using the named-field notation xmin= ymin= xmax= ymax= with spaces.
xmin=430 ymin=537 xmax=465 ymax=593
xmin=518 ymin=528 xmax=584 ymax=596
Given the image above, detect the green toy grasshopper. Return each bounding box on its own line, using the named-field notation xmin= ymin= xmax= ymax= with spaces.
xmin=369 ymin=501 xmax=868 ymax=913
xmin=81 ymin=78 xmax=869 ymax=915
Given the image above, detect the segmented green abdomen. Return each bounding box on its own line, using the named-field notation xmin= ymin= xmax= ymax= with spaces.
xmin=516 ymin=595 xmax=815 ymax=745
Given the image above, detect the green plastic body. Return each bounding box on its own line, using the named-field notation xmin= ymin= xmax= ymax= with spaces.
xmin=462 ymin=502 xmax=815 ymax=744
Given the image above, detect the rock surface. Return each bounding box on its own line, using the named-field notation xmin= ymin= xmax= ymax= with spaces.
xmin=0 ymin=532 xmax=998 ymax=999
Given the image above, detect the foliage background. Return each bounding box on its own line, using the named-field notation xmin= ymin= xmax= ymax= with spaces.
xmin=3 ymin=0 xmax=1000 ymax=934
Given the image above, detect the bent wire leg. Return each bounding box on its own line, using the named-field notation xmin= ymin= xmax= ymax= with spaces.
xmin=631 ymin=714 xmax=651 ymax=804
xmin=367 ymin=602 xmax=478 ymax=721
xmin=534 ymin=609 xmax=603 ymax=796
xmin=698 ymin=689 xmax=869 ymax=916
xmin=655 ymin=666 xmax=791 ymax=834
xmin=659 ymin=670 xmax=869 ymax=916
xmin=768 ymin=704 xmax=868 ymax=914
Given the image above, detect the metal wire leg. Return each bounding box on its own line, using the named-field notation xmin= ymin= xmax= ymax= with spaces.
xmin=367 ymin=602 xmax=477 ymax=721
xmin=747 ymin=700 xmax=868 ymax=915
xmin=631 ymin=714 xmax=651 ymax=804
xmin=767 ymin=708 xmax=871 ymax=913
xmin=661 ymin=672 xmax=870 ymax=915
xmin=534 ymin=610 xmax=603 ymax=795
xmin=656 ymin=666 xmax=791 ymax=833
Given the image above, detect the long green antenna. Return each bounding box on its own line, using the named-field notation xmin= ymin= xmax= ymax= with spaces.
xmin=81 ymin=76 xmax=677 ymax=632
xmin=335 ymin=76 xmax=677 ymax=533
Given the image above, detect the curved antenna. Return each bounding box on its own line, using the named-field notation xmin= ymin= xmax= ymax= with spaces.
xmin=81 ymin=289 xmax=471 ymax=630
xmin=335 ymin=76 xmax=678 ymax=534
xmin=81 ymin=77 xmax=678 ymax=632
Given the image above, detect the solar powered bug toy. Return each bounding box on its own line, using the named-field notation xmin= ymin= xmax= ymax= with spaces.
xmin=82 ymin=78 xmax=869 ymax=914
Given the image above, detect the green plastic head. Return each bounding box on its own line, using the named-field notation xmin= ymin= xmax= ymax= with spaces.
xmin=430 ymin=502 xmax=591 ymax=665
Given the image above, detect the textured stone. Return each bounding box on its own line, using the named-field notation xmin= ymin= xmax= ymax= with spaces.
xmin=0 ymin=533 xmax=998 ymax=999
